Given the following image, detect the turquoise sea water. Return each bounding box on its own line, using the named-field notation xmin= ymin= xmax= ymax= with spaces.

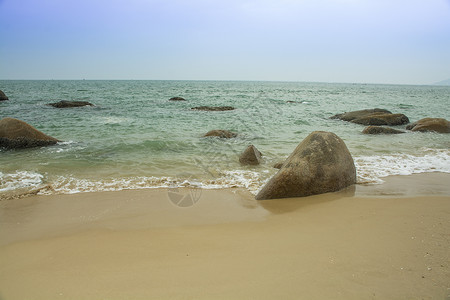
xmin=1 ymin=80 xmax=449 ymax=197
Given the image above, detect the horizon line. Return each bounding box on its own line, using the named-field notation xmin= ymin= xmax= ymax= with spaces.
xmin=0 ymin=78 xmax=445 ymax=86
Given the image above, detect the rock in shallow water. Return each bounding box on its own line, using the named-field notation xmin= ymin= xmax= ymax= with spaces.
xmin=0 ymin=117 xmax=59 ymax=149
xmin=48 ymin=100 xmax=94 ymax=108
xmin=239 ymin=145 xmax=262 ymax=165
xmin=362 ymin=126 xmax=405 ymax=134
xmin=330 ymin=108 xmax=392 ymax=121
xmin=406 ymin=118 xmax=450 ymax=133
xmin=331 ymin=108 xmax=409 ymax=126
xmin=203 ymin=130 xmax=237 ymax=138
xmin=0 ymin=90 xmax=8 ymax=101
xmin=255 ymin=131 xmax=356 ymax=200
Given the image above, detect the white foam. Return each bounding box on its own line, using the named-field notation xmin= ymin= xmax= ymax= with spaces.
xmin=2 ymin=148 xmax=449 ymax=196
xmin=354 ymin=148 xmax=450 ymax=184
xmin=0 ymin=171 xmax=44 ymax=192
xmin=43 ymin=175 xmax=176 ymax=194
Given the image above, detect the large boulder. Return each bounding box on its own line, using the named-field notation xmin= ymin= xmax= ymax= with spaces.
xmin=0 ymin=90 xmax=8 ymax=101
xmin=0 ymin=117 xmax=59 ymax=149
xmin=255 ymin=131 xmax=356 ymax=200
xmin=48 ymin=100 xmax=94 ymax=108
xmin=331 ymin=108 xmax=409 ymax=126
xmin=362 ymin=126 xmax=405 ymax=134
xmin=192 ymin=106 xmax=235 ymax=111
xmin=406 ymin=118 xmax=450 ymax=133
xmin=239 ymin=145 xmax=262 ymax=165
xmin=203 ymin=130 xmax=237 ymax=138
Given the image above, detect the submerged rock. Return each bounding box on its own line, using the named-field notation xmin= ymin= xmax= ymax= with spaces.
xmin=203 ymin=130 xmax=237 ymax=138
xmin=0 ymin=90 xmax=8 ymax=101
xmin=169 ymin=97 xmax=186 ymax=101
xmin=362 ymin=126 xmax=405 ymax=134
xmin=255 ymin=131 xmax=356 ymax=200
xmin=0 ymin=117 xmax=59 ymax=149
xmin=191 ymin=106 xmax=235 ymax=111
xmin=239 ymin=145 xmax=262 ymax=165
xmin=48 ymin=100 xmax=94 ymax=108
xmin=331 ymin=108 xmax=409 ymax=126
xmin=406 ymin=118 xmax=450 ymax=133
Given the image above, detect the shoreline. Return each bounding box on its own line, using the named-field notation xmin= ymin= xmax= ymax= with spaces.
xmin=0 ymin=172 xmax=449 ymax=299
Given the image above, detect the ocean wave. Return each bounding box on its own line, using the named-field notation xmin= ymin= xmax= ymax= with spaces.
xmin=0 ymin=171 xmax=44 ymax=192
xmin=1 ymin=148 xmax=448 ymax=198
xmin=354 ymin=148 xmax=450 ymax=184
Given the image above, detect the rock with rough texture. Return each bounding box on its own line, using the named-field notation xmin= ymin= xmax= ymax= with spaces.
xmin=331 ymin=108 xmax=409 ymax=126
xmin=203 ymin=130 xmax=237 ymax=138
xmin=169 ymin=97 xmax=186 ymax=101
xmin=406 ymin=118 xmax=450 ymax=133
xmin=48 ymin=100 xmax=94 ymax=108
xmin=0 ymin=117 xmax=59 ymax=149
xmin=239 ymin=145 xmax=262 ymax=165
xmin=0 ymin=90 xmax=8 ymax=101
xmin=255 ymin=131 xmax=356 ymax=200
xmin=351 ymin=113 xmax=409 ymax=126
xmin=330 ymin=108 xmax=392 ymax=121
xmin=362 ymin=126 xmax=405 ymax=134
xmin=191 ymin=106 xmax=235 ymax=111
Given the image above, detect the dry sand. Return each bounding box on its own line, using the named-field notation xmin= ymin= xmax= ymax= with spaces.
xmin=0 ymin=173 xmax=449 ymax=300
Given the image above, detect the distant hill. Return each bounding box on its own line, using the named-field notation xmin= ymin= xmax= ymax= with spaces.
xmin=434 ymin=78 xmax=450 ymax=86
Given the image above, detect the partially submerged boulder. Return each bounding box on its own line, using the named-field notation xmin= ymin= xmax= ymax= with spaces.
xmin=203 ymin=130 xmax=237 ymax=138
xmin=362 ymin=126 xmax=405 ymax=134
xmin=192 ymin=106 xmax=235 ymax=111
xmin=331 ymin=108 xmax=392 ymax=122
xmin=331 ymin=108 xmax=409 ymax=126
xmin=255 ymin=131 xmax=356 ymax=200
xmin=0 ymin=117 xmax=59 ymax=149
xmin=239 ymin=145 xmax=262 ymax=165
xmin=169 ymin=97 xmax=186 ymax=101
xmin=48 ymin=100 xmax=94 ymax=108
xmin=351 ymin=113 xmax=409 ymax=126
xmin=406 ymin=118 xmax=450 ymax=133
xmin=0 ymin=90 xmax=8 ymax=101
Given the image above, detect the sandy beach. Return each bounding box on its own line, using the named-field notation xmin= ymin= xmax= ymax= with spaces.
xmin=0 ymin=173 xmax=449 ymax=299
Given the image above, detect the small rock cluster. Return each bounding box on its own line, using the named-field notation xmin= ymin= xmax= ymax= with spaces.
xmin=331 ymin=108 xmax=449 ymax=134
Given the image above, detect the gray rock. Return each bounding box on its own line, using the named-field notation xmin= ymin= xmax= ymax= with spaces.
xmin=0 ymin=117 xmax=59 ymax=149
xmin=255 ymin=131 xmax=356 ymax=200
xmin=362 ymin=126 xmax=405 ymax=134
xmin=203 ymin=130 xmax=237 ymax=138
xmin=0 ymin=90 xmax=8 ymax=101
xmin=406 ymin=118 xmax=450 ymax=133
xmin=239 ymin=145 xmax=262 ymax=165
xmin=48 ymin=100 xmax=94 ymax=108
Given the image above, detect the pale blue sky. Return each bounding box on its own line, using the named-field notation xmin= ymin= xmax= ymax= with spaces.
xmin=1 ymin=0 xmax=449 ymax=84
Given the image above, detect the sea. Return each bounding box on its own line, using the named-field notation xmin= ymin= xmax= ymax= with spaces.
xmin=1 ymin=80 xmax=449 ymax=198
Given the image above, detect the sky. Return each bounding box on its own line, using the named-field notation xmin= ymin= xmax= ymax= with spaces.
xmin=0 ymin=0 xmax=449 ymax=84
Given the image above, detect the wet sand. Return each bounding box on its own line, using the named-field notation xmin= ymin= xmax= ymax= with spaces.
xmin=0 ymin=173 xmax=449 ymax=299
